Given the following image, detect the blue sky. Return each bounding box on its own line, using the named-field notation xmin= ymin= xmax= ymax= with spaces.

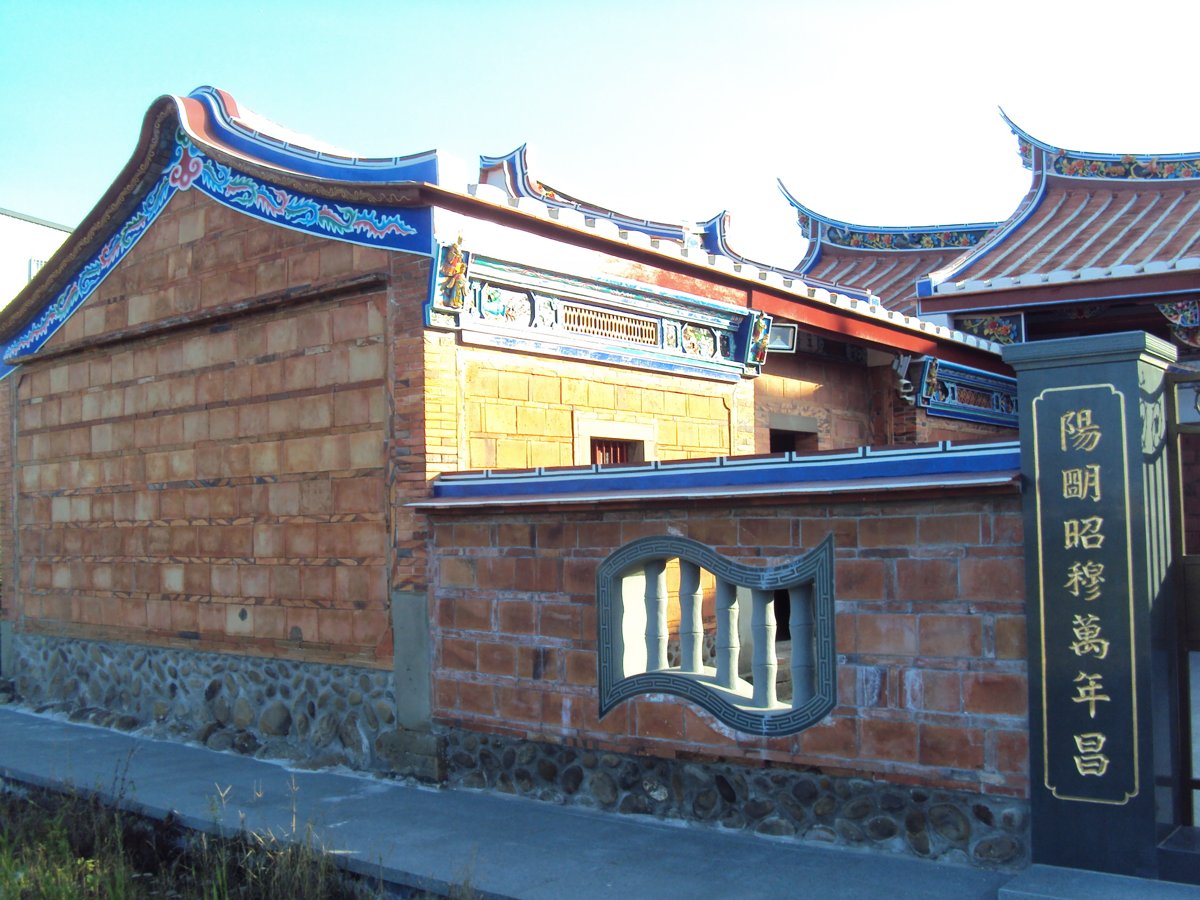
xmin=3 ymin=0 xmax=1200 ymax=266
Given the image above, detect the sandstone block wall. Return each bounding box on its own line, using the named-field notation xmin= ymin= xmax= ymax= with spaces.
xmin=430 ymin=492 xmax=1028 ymax=799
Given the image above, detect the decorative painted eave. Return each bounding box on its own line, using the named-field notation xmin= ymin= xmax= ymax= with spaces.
xmin=412 ymin=440 xmax=1021 ymax=509
xmin=1003 ymin=109 xmax=1200 ymax=181
xmin=479 ymin=145 xmax=690 ymax=244
xmin=779 ymin=180 xmax=999 ymax=256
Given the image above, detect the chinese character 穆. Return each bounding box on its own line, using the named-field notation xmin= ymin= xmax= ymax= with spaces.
xmin=1072 ymin=672 xmax=1111 ymax=718
xmin=1069 ymin=614 xmax=1110 ymax=658
xmin=1062 ymin=464 xmax=1102 ymax=502
xmin=1064 ymin=561 xmax=1105 ymax=601
xmin=1073 ymin=732 xmax=1110 ymax=776
xmin=1061 ymin=409 xmax=1102 ymax=452
xmin=1064 ymin=516 xmax=1104 ymax=550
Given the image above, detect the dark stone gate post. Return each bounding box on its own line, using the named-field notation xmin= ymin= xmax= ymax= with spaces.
xmin=1004 ymin=332 xmax=1182 ymax=878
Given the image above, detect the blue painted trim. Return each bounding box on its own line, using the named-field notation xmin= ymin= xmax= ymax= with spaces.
xmin=433 ymin=441 xmax=1021 ymax=499
xmin=187 ymin=87 xmax=440 ymax=184
xmin=1 ymin=147 xmax=183 ymax=376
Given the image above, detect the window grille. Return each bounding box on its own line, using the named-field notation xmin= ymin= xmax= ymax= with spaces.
xmin=562 ymin=303 xmax=658 ymax=346
xmin=591 ymin=438 xmax=641 ymax=465
xmin=597 ymin=535 xmax=835 ymax=736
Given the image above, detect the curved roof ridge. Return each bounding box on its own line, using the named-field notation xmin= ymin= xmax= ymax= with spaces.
xmin=478 ymin=144 xmax=691 ymax=244
xmin=778 ymin=179 xmax=1001 ymax=252
xmin=181 ymin=86 xmax=439 ymax=184
xmin=1002 ymin=107 xmax=1200 ymax=180
xmin=697 ymin=212 xmax=873 ymax=303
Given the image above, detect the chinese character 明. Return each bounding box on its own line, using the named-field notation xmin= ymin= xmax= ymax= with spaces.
xmin=1062 ymin=464 xmax=1102 ymax=502
xmin=1064 ymin=516 xmax=1104 ymax=550
xmin=1069 ymin=614 xmax=1110 ymax=658
xmin=1073 ymin=732 xmax=1110 ymax=777
xmin=1061 ymin=409 xmax=1102 ymax=452
xmin=1072 ymin=672 xmax=1111 ymax=718
xmin=1064 ymin=561 xmax=1105 ymax=601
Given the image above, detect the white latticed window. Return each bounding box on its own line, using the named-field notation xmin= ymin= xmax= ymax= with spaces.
xmin=597 ymin=535 xmax=835 ymax=736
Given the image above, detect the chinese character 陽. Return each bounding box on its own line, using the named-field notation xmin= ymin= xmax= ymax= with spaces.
xmin=1062 ymin=464 xmax=1102 ymax=502
xmin=1061 ymin=409 xmax=1102 ymax=452
xmin=1073 ymin=732 xmax=1110 ymax=777
xmin=1064 ymin=561 xmax=1105 ymax=601
xmin=1069 ymin=614 xmax=1110 ymax=658
xmin=1072 ymin=672 xmax=1111 ymax=719
xmin=1064 ymin=516 xmax=1104 ymax=550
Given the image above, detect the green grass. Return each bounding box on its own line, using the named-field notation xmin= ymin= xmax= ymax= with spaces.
xmin=0 ymin=778 xmax=390 ymax=898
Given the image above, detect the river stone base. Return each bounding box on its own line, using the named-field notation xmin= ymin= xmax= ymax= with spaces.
xmin=444 ymin=729 xmax=1028 ymax=871
xmin=12 ymin=634 xmax=441 ymax=782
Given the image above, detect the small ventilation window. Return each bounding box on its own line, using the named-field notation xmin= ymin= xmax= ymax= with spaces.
xmin=562 ymin=303 xmax=659 ymax=345
xmin=591 ymin=438 xmax=643 ymax=465
xmin=597 ymin=535 xmax=836 ymax=736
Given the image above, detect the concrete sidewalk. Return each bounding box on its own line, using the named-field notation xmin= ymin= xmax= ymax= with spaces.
xmin=0 ymin=706 xmax=1191 ymax=899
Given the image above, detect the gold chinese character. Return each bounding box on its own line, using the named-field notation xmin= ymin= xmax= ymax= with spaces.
xmin=1072 ymin=672 xmax=1111 ymax=718
xmin=1064 ymin=516 xmax=1104 ymax=550
xmin=1070 ymin=614 xmax=1110 ymax=658
xmin=1073 ymin=732 xmax=1110 ymax=776
xmin=1061 ymin=409 xmax=1102 ymax=452
xmin=1064 ymin=561 xmax=1105 ymax=601
xmin=1062 ymin=465 xmax=1102 ymax=502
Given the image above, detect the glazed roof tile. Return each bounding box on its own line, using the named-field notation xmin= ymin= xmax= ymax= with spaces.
xmin=924 ymin=114 xmax=1200 ymax=304
xmin=779 ymin=181 xmax=1001 ymax=313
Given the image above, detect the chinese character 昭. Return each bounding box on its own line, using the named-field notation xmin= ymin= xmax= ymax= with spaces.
xmin=1064 ymin=516 xmax=1104 ymax=550
xmin=1072 ymin=672 xmax=1111 ymax=718
xmin=1070 ymin=614 xmax=1110 ymax=658
xmin=1064 ymin=561 xmax=1105 ymax=601
xmin=1073 ymin=732 xmax=1110 ymax=776
xmin=1061 ymin=409 xmax=1102 ymax=452
xmin=1062 ymin=464 xmax=1101 ymax=502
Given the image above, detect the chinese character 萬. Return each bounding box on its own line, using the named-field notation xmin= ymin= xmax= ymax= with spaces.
xmin=1072 ymin=672 xmax=1111 ymax=718
xmin=1062 ymin=464 xmax=1101 ymax=502
xmin=1064 ymin=516 xmax=1104 ymax=550
xmin=1073 ymin=732 xmax=1110 ymax=776
xmin=1069 ymin=614 xmax=1110 ymax=658
xmin=1061 ymin=409 xmax=1102 ymax=452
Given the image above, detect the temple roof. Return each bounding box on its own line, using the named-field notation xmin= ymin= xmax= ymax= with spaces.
xmin=780 ymin=184 xmax=1000 ymax=314
xmin=0 ymin=86 xmax=1011 ymax=379
xmin=922 ymin=112 xmax=1200 ymax=308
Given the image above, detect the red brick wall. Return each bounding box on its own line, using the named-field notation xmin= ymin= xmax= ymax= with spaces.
xmin=430 ymin=492 xmax=1028 ymax=798
xmin=11 ymin=191 xmax=412 ymax=667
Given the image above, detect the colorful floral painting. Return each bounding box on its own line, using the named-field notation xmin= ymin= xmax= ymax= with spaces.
xmin=1054 ymin=151 xmax=1200 ymax=180
xmin=955 ymin=314 xmax=1024 ymax=345
xmin=681 ymin=324 xmax=716 ymax=357
xmin=826 ymin=226 xmax=991 ymax=251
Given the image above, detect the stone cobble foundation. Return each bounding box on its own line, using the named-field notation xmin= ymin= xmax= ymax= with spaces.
xmin=443 ymin=728 xmax=1029 ymax=871
xmin=11 ymin=634 xmax=439 ymax=780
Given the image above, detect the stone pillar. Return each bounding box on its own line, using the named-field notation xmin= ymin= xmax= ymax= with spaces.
xmin=1003 ymin=332 xmax=1182 ymax=878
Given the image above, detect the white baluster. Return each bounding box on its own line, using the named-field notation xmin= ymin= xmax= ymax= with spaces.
xmin=715 ymin=580 xmax=738 ymax=689
xmin=644 ymin=559 xmax=668 ymax=671
xmin=678 ymin=561 xmax=703 ymax=673
xmin=751 ymin=589 xmax=777 ymax=708
xmin=789 ymin=584 xmax=814 ymax=706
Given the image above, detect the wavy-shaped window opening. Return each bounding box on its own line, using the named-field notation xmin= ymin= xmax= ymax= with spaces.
xmin=597 ymin=535 xmax=836 ymax=737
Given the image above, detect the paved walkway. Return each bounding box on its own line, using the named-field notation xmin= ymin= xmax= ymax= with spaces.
xmin=0 ymin=706 xmax=1193 ymax=899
